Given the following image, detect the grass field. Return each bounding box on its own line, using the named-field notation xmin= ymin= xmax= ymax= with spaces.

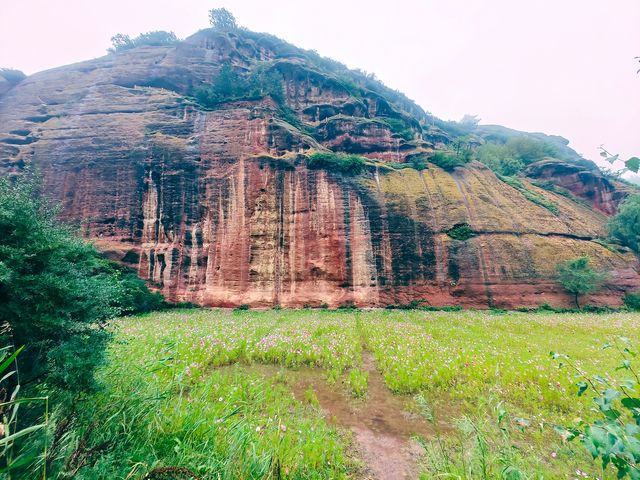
xmin=55 ymin=309 xmax=640 ymax=479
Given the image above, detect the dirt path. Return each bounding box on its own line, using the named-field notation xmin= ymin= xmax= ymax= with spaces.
xmin=286 ymin=353 xmax=449 ymax=480
xmin=229 ymin=353 xmax=451 ymax=479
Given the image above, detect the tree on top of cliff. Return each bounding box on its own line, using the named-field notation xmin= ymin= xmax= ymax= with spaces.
xmin=209 ymin=8 xmax=238 ymax=31
xmin=108 ymin=31 xmax=179 ymax=53
xmin=556 ymin=256 xmax=608 ymax=309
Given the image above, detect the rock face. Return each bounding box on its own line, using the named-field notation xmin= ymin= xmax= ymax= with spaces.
xmin=0 ymin=29 xmax=638 ymax=308
xmin=525 ymin=159 xmax=633 ymax=216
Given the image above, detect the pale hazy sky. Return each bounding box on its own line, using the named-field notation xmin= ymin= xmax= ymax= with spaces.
xmin=1 ymin=0 xmax=638 ymax=168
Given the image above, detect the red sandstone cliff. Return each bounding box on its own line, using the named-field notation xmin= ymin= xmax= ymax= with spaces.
xmin=0 ymin=29 xmax=638 ymax=308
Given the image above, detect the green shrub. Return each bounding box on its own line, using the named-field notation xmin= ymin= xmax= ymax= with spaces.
xmin=446 ymin=223 xmax=476 ymax=241
xmin=553 ymin=339 xmax=640 ymax=479
xmin=307 ymin=152 xmax=366 ymax=175
xmin=476 ymin=143 xmax=524 ymax=176
xmin=109 ymin=31 xmax=178 ymax=53
xmin=476 ymin=137 xmax=559 ymax=175
xmin=377 ymin=117 xmax=414 ymax=141
xmin=556 ymin=256 xmax=608 ymax=309
xmin=112 ymin=265 xmax=167 ymax=314
xmin=194 ymin=63 xmax=284 ymax=108
xmin=430 ymin=150 xmax=471 ymax=171
xmin=624 ymin=291 xmax=640 ymax=310
xmin=235 ymin=304 xmax=250 ymax=311
xmin=0 ymin=174 xmax=165 ymax=394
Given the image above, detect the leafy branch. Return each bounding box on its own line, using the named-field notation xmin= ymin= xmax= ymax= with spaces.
xmin=552 ymin=337 xmax=640 ymax=479
xmin=599 ymin=145 xmax=640 ymax=175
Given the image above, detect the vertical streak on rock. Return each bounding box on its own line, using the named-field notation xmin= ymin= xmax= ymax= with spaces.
xmin=188 ymin=223 xmax=199 ymax=286
xmin=342 ymin=183 xmax=353 ymax=299
xmin=467 ymin=168 xmax=532 ymax=285
xmin=273 ymin=168 xmax=285 ymax=305
xmin=373 ymin=166 xmax=395 ymax=289
xmin=419 ymin=171 xmax=447 ymax=286
xmin=286 ymin=168 xmax=301 ymax=301
xmin=237 ymin=156 xmax=249 ymax=293
xmin=350 ymin=192 xmax=379 ymax=305
xmin=450 ymin=172 xmax=494 ymax=307
xmin=142 ymin=169 xmax=160 ymax=245
xmin=313 ymin=170 xmax=343 ymax=302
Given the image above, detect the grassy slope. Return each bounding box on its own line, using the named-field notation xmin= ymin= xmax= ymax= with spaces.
xmin=63 ymin=309 xmax=640 ymax=479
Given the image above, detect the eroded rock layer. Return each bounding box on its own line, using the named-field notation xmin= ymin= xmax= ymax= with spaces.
xmin=0 ymin=29 xmax=638 ymax=307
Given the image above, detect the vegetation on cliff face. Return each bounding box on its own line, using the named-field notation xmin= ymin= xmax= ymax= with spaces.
xmin=193 ymin=63 xmax=285 ymax=107
xmin=307 ymin=151 xmax=367 ymax=175
xmin=475 ymin=136 xmax=559 ymax=176
xmin=497 ymin=175 xmax=560 ymax=214
xmin=446 ymin=223 xmax=476 ymax=241
xmin=430 ymin=149 xmax=473 ymax=171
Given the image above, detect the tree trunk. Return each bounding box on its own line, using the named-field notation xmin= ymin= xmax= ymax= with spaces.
xmin=574 ymin=293 xmax=581 ymax=309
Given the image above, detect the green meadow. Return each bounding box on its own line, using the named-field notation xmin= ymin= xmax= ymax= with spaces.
xmin=31 ymin=308 xmax=638 ymax=479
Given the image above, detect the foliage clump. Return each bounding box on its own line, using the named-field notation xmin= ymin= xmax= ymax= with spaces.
xmin=624 ymin=291 xmax=640 ymax=311
xmin=209 ymin=7 xmax=238 ymax=31
xmin=307 ymin=152 xmax=367 ymax=175
xmin=608 ymin=194 xmax=640 ymax=254
xmin=109 ymin=31 xmax=178 ymax=53
xmin=0 ymin=174 xmax=164 ymax=394
xmin=376 ymin=117 xmax=415 ymax=141
xmin=556 ymin=256 xmax=608 ymax=309
xmin=499 ymin=175 xmax=559 ymax=214
xmin=553 ymin=338 xmax=640 ymax=479
xmin=476 ymin=137 xmax=559 ymax=176
xmin=446 ymin=223 xmax=476 ymax=241
xmin=348 ymin=369 xmax=369 ymax=398
xmin=429 ymin=150 xmax=472 ymax=171
xmin=193 ymin=63 xmax=284 ymax=108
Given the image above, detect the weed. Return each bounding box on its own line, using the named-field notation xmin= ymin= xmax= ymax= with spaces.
xmin=347 ymin=369 xmax=369 ymax=398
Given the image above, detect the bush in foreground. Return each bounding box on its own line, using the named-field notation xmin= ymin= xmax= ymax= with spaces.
xmin=625 ymin=291 xmax=640 ymax=311
xmin=0 ymin=174 xmax=164 ymax=393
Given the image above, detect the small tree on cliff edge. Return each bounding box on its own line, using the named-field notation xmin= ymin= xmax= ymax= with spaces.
xmin=556 ymin=256 xmax=608 ymax=309
xmin=209 ymin=8 xmax=237 ymax=31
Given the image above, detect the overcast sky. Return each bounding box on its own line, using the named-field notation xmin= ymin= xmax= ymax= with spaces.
xmin=1 ymin=0 xmax=638 ymax=168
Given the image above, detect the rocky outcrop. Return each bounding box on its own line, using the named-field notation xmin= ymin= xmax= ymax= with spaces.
xmin=0 ymin=29 xmax=638 ymax=308
xmin=525 ymin=159 xmax=632 ymax=215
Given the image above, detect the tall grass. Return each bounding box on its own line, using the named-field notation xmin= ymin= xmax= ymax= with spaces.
xmin=12 ymin=309 xmax=640 ymax=478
